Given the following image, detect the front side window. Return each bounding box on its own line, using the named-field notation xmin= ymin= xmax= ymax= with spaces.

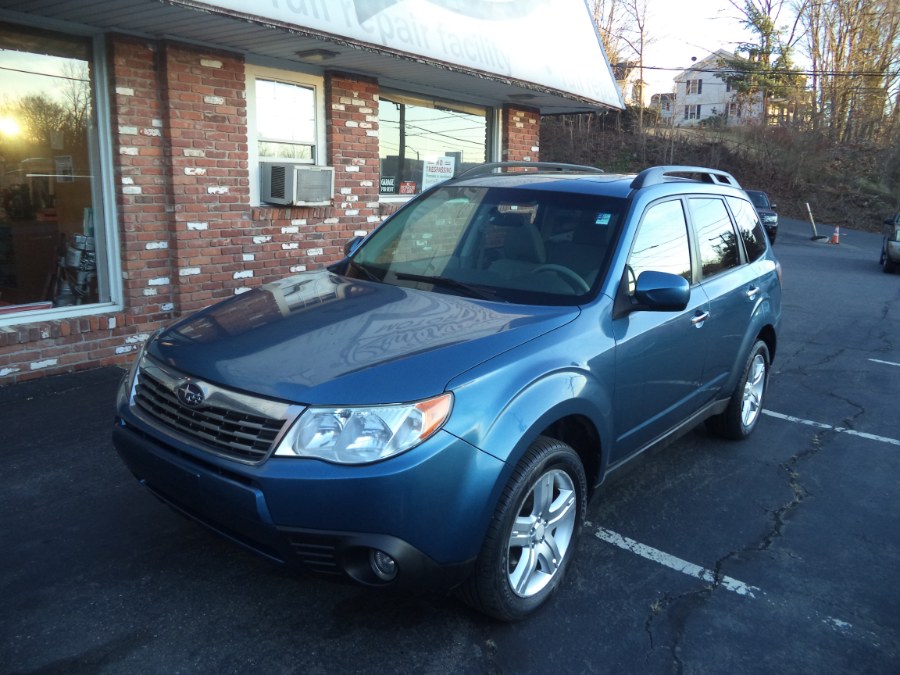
xmin=0 ymin=23 xmax=108 ymax=316
xmin=627 ymin=200 xmax=692 ymax=291
xmin=378 ymin=94 xmax=489 ymax=197
xmin=690 ymin=197 xmax=741 ymax=278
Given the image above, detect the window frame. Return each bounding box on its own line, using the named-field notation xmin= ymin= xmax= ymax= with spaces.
xmin=0 ymin=20 xmax=122 ymax=328
xmin=245 ymin=63 xmax=326 ymax=206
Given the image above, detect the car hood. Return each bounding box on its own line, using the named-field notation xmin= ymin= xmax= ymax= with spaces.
xmin=148 ymin=270 xmax=579 ymax=404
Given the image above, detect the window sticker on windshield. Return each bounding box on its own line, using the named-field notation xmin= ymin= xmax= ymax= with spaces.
xmin=595 ymin=213 xmax=612 ymax=226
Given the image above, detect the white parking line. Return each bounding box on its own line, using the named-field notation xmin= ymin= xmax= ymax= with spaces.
xmin=762 ymin=410 xmax=900 ymax=447
xmin=593 ymin=528 xmax=855 ymax=631
xmin=869 ymin=358 xmax=900 ymax=368
xmin=593 ymin=527 xmax=760 ymax=597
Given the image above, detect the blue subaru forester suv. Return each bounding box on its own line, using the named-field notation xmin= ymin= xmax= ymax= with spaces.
xmin=114 ymin=163 xmax=782 ymax=620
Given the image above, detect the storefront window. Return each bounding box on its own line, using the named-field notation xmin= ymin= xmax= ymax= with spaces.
xmin=0 ymin=24 xmax=105 ymax=315
xmin=378 ymin=93 xmax=489 ymax=197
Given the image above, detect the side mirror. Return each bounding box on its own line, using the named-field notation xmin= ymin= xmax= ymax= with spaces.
xmin=613 ymin=269 xmax=690 ymax=318
xmin=344 ymin=235 xmax=364 ymax=256
xmin=634 ymin=271 xmax=690 ymax=312
xmin=771 ymin=203 xmax=777 ymax=210
xmin=886 ymin=218 xmax=896 ymax=226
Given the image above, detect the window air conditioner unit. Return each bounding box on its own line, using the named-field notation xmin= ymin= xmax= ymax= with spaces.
xmin=260 ymin=161 xmax=334 ymax=206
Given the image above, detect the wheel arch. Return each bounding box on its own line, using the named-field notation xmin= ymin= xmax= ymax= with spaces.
xmin=538 ymin=414 xmax=603 ymax=494
xmin=757 ymin=323 xmax=777 ymax=363
xmin=452 ymin=369 xmax=611 ymax=494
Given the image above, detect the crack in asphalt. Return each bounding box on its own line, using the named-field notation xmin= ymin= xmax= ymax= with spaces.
xmin=643 ymin=400 xmax=868 ymax=669
xmin=644 ymin=587 xmax=713 ymax=674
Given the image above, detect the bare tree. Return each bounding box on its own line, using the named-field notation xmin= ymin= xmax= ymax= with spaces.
xmin=799 ymin=0 xmax=900 ymax=142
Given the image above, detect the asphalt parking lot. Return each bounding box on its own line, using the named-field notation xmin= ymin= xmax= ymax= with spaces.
xmin=2 ymin=216 xmax=899 ymax=674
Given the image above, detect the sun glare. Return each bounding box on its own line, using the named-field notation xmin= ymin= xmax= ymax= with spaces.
xmin=0 ymin=116 xmax=21 ymax=136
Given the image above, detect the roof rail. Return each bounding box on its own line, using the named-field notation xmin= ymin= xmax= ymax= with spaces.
xmin=456 ymin=161 xmax=604 ymax=179
xmin=630 ymin=165 xmax=741 ymax=190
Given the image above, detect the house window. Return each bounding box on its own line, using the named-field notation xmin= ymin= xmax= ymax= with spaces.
xmin=246 ymin=65 xmax=325 ymax=204
xmin=378 ymin=92 xmax=490 ymax=197
xmin=684 ymin=105 xmax=702 ymax=120
xmin=0 ymin=22 xmax=111 ymax=318
xmin=685 ymin=79 xmax=703 ymax=95
xmin=254 ymin=79 xmax=315 ymax=161
xmin=729 ymin=102 xmax=742 ymax=118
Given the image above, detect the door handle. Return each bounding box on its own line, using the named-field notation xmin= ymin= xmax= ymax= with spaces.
xmin=691 ymin=311 xmax=710 ymax=326
xmin=746 ymin=285 xmax=760 ymax=300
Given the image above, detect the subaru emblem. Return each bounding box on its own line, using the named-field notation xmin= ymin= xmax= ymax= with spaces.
xmin=175 ymin=381 xmax=205 ymax=407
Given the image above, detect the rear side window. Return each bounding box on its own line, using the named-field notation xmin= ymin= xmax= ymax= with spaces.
xmin=727 ymin=197 xmax=768 ymax=261
xmin=689 ymin=197 xmax=740 ymax=278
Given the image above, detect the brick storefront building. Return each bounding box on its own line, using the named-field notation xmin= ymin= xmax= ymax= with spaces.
xmin=0 ymin=1 xmax=621 ymax=382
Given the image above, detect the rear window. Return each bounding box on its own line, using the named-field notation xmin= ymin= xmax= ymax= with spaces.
xmin=728 ymin=197 xmax=768 ymax=261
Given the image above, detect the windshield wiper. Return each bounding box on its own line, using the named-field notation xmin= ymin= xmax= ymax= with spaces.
xmin=394 ymin=272 xmax=506 ymax=302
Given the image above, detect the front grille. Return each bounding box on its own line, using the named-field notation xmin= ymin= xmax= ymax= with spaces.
xmin=134 ymin=367 xmax=287 ymax=463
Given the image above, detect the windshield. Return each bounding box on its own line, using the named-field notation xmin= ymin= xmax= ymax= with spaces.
xmin=747 ymin=191 xmax=771 ymax=209
xmin=346 ymin=185 xmax=625 ymax=305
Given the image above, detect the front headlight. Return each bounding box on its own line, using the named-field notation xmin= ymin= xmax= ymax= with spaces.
xmin=274 ymin=393 xmax=453 ymax=464
xmin=763 ymin=214 xmax=778 ymax=224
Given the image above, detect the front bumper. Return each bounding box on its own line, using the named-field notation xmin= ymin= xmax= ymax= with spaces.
xmin=113 ymin=414 xmax=505 ymax=591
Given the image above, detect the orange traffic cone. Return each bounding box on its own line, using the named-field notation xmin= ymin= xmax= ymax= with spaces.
xmin=829 ymin=225 xmax=840 ymax=244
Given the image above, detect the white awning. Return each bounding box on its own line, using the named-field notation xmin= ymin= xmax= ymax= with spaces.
xmin=170 ymin=0 xmax=624 ymax=111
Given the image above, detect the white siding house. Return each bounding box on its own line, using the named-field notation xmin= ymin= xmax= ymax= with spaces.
xmin=673 ymin=50 xmax=764 ymax=127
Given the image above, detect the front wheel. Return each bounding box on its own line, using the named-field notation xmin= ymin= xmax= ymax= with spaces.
xmin=708 ymin=340 xmax=770 ymax=440
xmin=460 ymin=437 xmax=587 ymax=621
xmin=883 ymin=241 xmax=897 ymax=274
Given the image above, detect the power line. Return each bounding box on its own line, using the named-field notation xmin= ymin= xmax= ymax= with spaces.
xmin=643 ymin=64 xmax=900 ymax=78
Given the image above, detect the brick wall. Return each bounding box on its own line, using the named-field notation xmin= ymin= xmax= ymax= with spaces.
xmin=0 ymin=42 xmax=539 ymax=384
xmin=502 ymin=105 xmax=541 ymax=162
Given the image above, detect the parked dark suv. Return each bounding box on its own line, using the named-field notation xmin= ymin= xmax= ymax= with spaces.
xmin=114 ymin=163 xmax=782 ymax=621
xmin=745 ymin=189 xmax=778 ymax=243
xmin=881 ymin=212 xmax=900 ymax=273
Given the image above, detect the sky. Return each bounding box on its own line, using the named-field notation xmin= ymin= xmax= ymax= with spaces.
xmin=639 ymin=0 xmax=760 ymax=97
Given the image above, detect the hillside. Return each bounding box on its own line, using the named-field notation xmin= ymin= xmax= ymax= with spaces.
xmin=540 ymin=114 xmax=900 ymax=232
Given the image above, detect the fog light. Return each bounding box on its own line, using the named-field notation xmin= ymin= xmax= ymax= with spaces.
xmin=369 ymin=549 xmax=398 ymax=581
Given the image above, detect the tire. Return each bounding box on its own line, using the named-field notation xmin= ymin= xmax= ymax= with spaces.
xmin=883 ymin=242 xmax=898 ymax=274
xmin=460 ymin=437 xmax=587 ymax=621
xmin=707 ymin=340 xmax=770 ymax=440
